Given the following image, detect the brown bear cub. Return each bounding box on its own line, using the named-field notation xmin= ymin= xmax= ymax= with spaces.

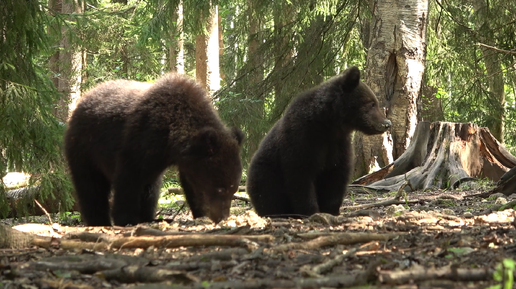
xmin=247 ymin=66 xmax=391 ymax=218
xmin=65 ymin=74 xmax=243 ymax=226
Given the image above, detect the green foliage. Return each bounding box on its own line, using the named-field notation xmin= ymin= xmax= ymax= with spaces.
xmin=425 ymin=0 xmax=516 ymax=150
xmin=58 ymin=211 xmax=82 ymax=226
xmin=80 ymin=0 xmax=165 ymax=87
xmin=0 ymin=0 xmax=73 ymax=217
xmin=216 ymin=0 xmax=365 ymax=164
xmin=488 ymin=259 xmax=515 ymax=289
xmin=2 ymin=0 xmax=516 ymax=219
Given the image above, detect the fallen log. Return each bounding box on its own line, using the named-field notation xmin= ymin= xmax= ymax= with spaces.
xmin=351 ymin=121 xmax=516 ymax=193
xmin=2 ymin=185 xmax=80 ymax=218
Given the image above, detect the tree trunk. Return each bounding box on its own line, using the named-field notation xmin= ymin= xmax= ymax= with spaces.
xmin=49 ymin=0 xmax=84 ymax=121
xmin=352 ymin=121 xmax=516 ymax=193
xmin=270 ymin=1 xmax=295 ymax=123
xmin=218 ymin=13 xmax=224 ymax=81
xmin=353 ymin=0 xmax=429 ymax=179
xmin=420 ymin=84 xmax=444 ymax=122
xmin=245 ymin=0 xmax=265 ymax=159
xmin=473 ymin=0 xmax=505 ymax=142
xmin=195 ymin=3 xmax=219 ymax=94
xmin=169 ymin=1 xmax=184 ymax=74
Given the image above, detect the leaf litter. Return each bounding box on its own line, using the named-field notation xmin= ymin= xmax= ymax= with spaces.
xmin=0 ymin=188 xmax=515 ymax=289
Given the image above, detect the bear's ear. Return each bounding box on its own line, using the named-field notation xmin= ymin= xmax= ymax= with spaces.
xmin=341 ymin=66 xmax=361 ymax=92
xmin=231 ymin=127 xmax=244 ymax=146
xmin=182 ymin=128 xmax=221 ymax=157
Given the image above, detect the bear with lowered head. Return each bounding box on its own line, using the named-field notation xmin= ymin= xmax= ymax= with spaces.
xmin=247 ymin=66 xmax=391 ymax=218
xmin=65 ymin=74 xmax=243 ymax=226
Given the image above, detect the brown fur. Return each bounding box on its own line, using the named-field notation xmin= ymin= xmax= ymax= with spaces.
xmin=246 ymin=67 xmax=391 ymax=218
xmin=65 ymin=73 xmax=243 ymax=226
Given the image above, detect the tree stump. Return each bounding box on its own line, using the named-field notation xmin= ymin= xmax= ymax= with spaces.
xmin=351 ymin=121 xmax=516 ymax=192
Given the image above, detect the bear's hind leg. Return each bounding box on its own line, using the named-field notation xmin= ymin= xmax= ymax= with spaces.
xmin=284 ymin=174 xmax=319 ymax=217
xmin=247 ymin=166 xmax=292 ymax=217
xmin=111 ymin=167 xmax=147 ymax=226
xmin=70 ymin=164 xmax=112 ymax=226
xmin=315 ymin=168 xmax=348 ymax=215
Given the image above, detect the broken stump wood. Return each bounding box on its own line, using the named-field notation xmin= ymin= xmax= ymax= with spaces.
xmin=351 ymin=121 xmax=516 ymax=193
xmin=487 ymin=165 xmax=516 ymax=196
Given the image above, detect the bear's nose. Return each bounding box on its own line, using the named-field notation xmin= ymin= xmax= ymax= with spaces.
xmin=383 ymin=119 xmax=392 ymax=129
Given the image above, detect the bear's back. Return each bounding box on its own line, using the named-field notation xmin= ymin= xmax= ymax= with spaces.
xmin=74 ymin=79 xmax=152 ymax=118
xmin=136 ymin=74 xmax=221 ymax=130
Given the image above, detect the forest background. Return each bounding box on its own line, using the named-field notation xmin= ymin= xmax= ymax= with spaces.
xmin=0 ymin=0 xmax=515 ymax=217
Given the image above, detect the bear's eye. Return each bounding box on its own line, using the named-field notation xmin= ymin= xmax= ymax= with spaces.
xmin=370 ymin=102 xmax=376 ymax=108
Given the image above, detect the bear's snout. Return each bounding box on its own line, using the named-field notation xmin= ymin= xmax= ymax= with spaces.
xmin=382 ymin=119 xmax=392 ymax=130
xmin=370 ymin=118 xmax=392 ymax=134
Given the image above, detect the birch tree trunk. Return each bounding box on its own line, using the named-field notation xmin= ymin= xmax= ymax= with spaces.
xmin=353 ymin=0 xmax=429 ymax=179
xmin=195 ymin=3 xmax=219 ymax=94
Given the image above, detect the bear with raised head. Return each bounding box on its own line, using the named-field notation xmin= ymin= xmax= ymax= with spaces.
xmin=246 ymin=66 xmax=391 ymax=217
xmin=65 ymin=74 xmax=243 ymax=226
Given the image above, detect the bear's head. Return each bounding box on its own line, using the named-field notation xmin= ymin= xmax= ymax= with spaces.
xmin=336 ymin=66 xmax=392 ymax=135
xmin=179 ymin=127 xmax=244 ymax=223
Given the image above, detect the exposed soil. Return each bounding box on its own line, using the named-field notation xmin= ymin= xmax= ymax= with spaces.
xmin=1 ymin=187 xmax=515 ymax=289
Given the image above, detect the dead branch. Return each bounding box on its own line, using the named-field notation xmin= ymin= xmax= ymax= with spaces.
xmin=99 ymin=265 xmax=199 ymax=284
xmin=303 ymin=248 xmax=359 ymax=277
xmin=65 ymin=231 xmax=119 ymax=243
xmin=196 ymin=273 xmax=370 ymax=289
xmin=341 ymin=198 xmax=419 ymax=210
xmin=474 ymin=199 xmax=516 ymax=216
xmin=379 ymin=266 xmax=493 ymax=284
xmin=109 ymin=234 xmax=270 ymax=250
xmin=39 ymin=279 xmax=95 ymax=289
xmin=131 ymin=226 xmax=183 ymax=236
xmin=41 ymin=234 xmax=273 ymax=251
xmin=29 ymin=254 xmax=148 ymax=274
xmin=477 ymin=43 xmax=516 ymax=55
xmin=307 ymin=213 xmax=352 ymax=226
xmin=271 ymin=232 xmax=399 ymax=253
xmin=164 ymin=260 xmax=239 ymax=271
xmin=185 ymin=248 xmax=248 ymax=262
xmin=2 ymin=224 xmax=274 ymax=251
xmin=34 ymin=199 xmax=53 ymax=224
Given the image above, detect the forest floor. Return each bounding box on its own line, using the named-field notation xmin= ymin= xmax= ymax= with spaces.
xmin=1 ymin=185 xmax=515 ymax=289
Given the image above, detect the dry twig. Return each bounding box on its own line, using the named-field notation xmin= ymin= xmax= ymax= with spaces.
xmin=271 ymin=232 xmax=399 ymax=253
